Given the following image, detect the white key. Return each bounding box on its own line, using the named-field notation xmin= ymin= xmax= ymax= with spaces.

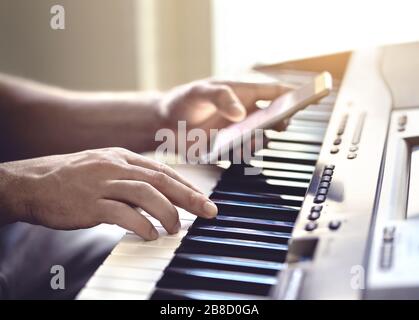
xmin=143 ymin=216 xmax=164 ymax=227
xmin=118 ymin=236 xmax=181 ymax=249
xmin=77 ymin=288 xmax=148 ymax=300
xmin=105 ymin=254 xmax=170 ymax=270
xmin=86 ymin=276 xmax=155 ymax=294
xmin=125 ymin=216 xmax=194 ymax=236
xmin=94 ymin=265 xmax=162 ymax=282
xmin=123 ymin=228 xmax=187 ymax=242
xmin=141 ymin=215 xmax=195 ymax=228
xmin=112 ymin=245 xmax=175 ymax=257
xmin=142 ymin=208 xmax=196 ymax=221
xmin=177 ymin=208 xmax=197 ymax=221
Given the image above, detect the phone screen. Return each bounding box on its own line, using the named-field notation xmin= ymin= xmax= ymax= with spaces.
xmin=204 ymin=72 xmax=332 ymax=163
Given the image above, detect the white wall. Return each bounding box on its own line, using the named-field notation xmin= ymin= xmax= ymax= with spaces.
xmin=212 ymin=0 xmax=419 ymax=76
xmin=0 ymin=0 xmax=213 ymax=91
xmin=135 ymin=0 xmax=212 ymax=90
xmin=0 ymin=0 xmax=138 ymax=90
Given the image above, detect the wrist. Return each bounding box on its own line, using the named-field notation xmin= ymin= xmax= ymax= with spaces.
xmin=0 ymin=164 xmax=26 ymax=225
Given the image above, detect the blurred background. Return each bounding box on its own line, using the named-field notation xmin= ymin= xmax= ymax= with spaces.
xmin=1 ymin=0 xmax=419 ymax=91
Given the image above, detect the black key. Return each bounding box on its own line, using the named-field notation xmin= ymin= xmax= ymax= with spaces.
xmin=157 ymin=268 xmax=276 ymax=296
xmin=222 ymin=167 xmax=313 ymax=182
xmin=170 ymin=253 xmax=284 ymax=276
xmin=193 ymin=215 xmax=294 ymax=233
xmin=248 ymin=159 xmax=315 ymax=173
xmin=151 ymin=288 xmax=264 ymax=300
xmin=210 ymin=190 xmax=303 ymax=207
xmin=188 ymin=225 xmax=291 ymax=244
xmin=152 ymin=289 xmax=191 ymax=300
xmin=214 ymin=201 xmax=299 ymax=222
xmin=213 ymin=199 xmax=299 ymax=212
xmin=216 ymin=178 xmax=309 ymax=196
xmin=178 ymin=236 xmax=288 ymax=262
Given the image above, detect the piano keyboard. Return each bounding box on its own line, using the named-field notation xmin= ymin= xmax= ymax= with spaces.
xmin=78 ymin=75 xmax=340 ymax=300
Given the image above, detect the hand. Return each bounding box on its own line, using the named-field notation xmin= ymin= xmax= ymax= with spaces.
xmin=0 ymin=147 xmax=217 ymax=240
xmin=159 ymin=79 xmax=293 ymax=134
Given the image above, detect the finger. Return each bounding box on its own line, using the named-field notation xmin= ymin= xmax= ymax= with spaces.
xmin=122 ymin=152 xmax=203 ymax=194
xmin=120 ymin=165 xmax=218 ymax=219
xmin=223 ymin=81 xmax=295 ymax=102
xmin=97 ymin=198 xmax=159 ymax=240
xmin=271 ymin=119 xmax=289 ymax=131
xmin=197 ymin=112 xmax=233 ymax=134
xmin=253 ymin=82 xmax=294 ymax=101
xmin=205 ymin=84 xmax=247 ymax=122
xmin=103 ymin=180 xmax=180 ymax=234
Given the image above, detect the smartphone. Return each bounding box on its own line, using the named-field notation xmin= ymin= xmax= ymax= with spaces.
xmin=202 ymin=71 xmax=333 ymax=163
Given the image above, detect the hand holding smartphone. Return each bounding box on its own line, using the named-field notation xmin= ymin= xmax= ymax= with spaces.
xmin=202 ymin=72 xmax=333 ymax=163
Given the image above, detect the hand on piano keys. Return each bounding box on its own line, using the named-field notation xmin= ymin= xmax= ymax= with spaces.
xmin=79 ymin=165 xmax=223 ymax=300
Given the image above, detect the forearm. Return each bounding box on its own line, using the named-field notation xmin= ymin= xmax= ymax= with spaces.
xmin=0 ymin=163 xmax=24 ymax=226
xmin=58 ymin=91 xmax=165 ymax=155
xmin=0 ymin=74 xmax=164 ymax=161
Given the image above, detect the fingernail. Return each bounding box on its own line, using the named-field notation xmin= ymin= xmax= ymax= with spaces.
xmin=175 ymin=220 xmax=181 ymax=232
xmin=231 ymin=103 xmax=246 ymax=119
xmin=203 ymin=200 xmax=218 ymax=217
xmin=150 ymin=228 xmax=159 ymax=240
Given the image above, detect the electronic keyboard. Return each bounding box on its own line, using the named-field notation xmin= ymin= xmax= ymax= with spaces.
xmin=78 ymin=42 xmax=419 ymax=300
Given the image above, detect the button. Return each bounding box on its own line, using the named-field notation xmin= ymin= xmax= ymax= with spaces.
xmin=314 ymin=195 xmax=326 ymax=203
xmin=321 ymin=176 xmax=332 ymax=183
xmin=330 ymin=147 xmax=339 ymax=154
xmin=311 ymin=205 xmax=323 ymax=212
xmin=333 ymin=138 xmax=342 ymax=145
xmin=337 ymin=114 xmax=348 ymax=135
xmin=352 ymin=113 xmax=366 ymax=145
xmin=319 ymin=181 xmax=330 ymax=188
xmin=337 ymin=127 xmax=345 ymax=136
xmin=380 ymin=242 xmax=394 ymax=270
xmin=325 ymin=165 xmax=335 ymax=170
xmin=329 ymin=220 xmax=341 ymax=230
xmin=347 ymin=153 xmax=357 ymax=159
xmin=308 ymin=211 xmax=321 ymax=221
xmin=383 ymin=226 xmax=396 ymax=242
xmin=398 ymin=115 xmax=407 ymax=126
xmin=305 ymin=221 xmax=318 ymax=231
xmin=317 ymin=188 xmax=328 ymax=195
xmin=349 ymin=145 xmax=358 ymax=152
xmin=323 ymin=169 xmax=334 ymax=176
